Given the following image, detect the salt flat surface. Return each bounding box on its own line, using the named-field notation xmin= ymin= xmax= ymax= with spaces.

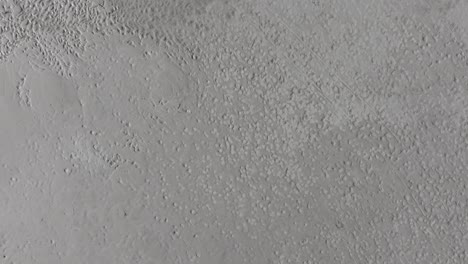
xmin=1 ymin=0 xmax=468 ymax=263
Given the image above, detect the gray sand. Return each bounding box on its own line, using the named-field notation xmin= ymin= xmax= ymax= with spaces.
xmin=1 ymin=0 xmax=468 ymax=263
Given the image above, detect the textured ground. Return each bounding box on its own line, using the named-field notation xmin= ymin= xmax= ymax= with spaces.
xmin=1 ymin=0 xmax=468 ymax=263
